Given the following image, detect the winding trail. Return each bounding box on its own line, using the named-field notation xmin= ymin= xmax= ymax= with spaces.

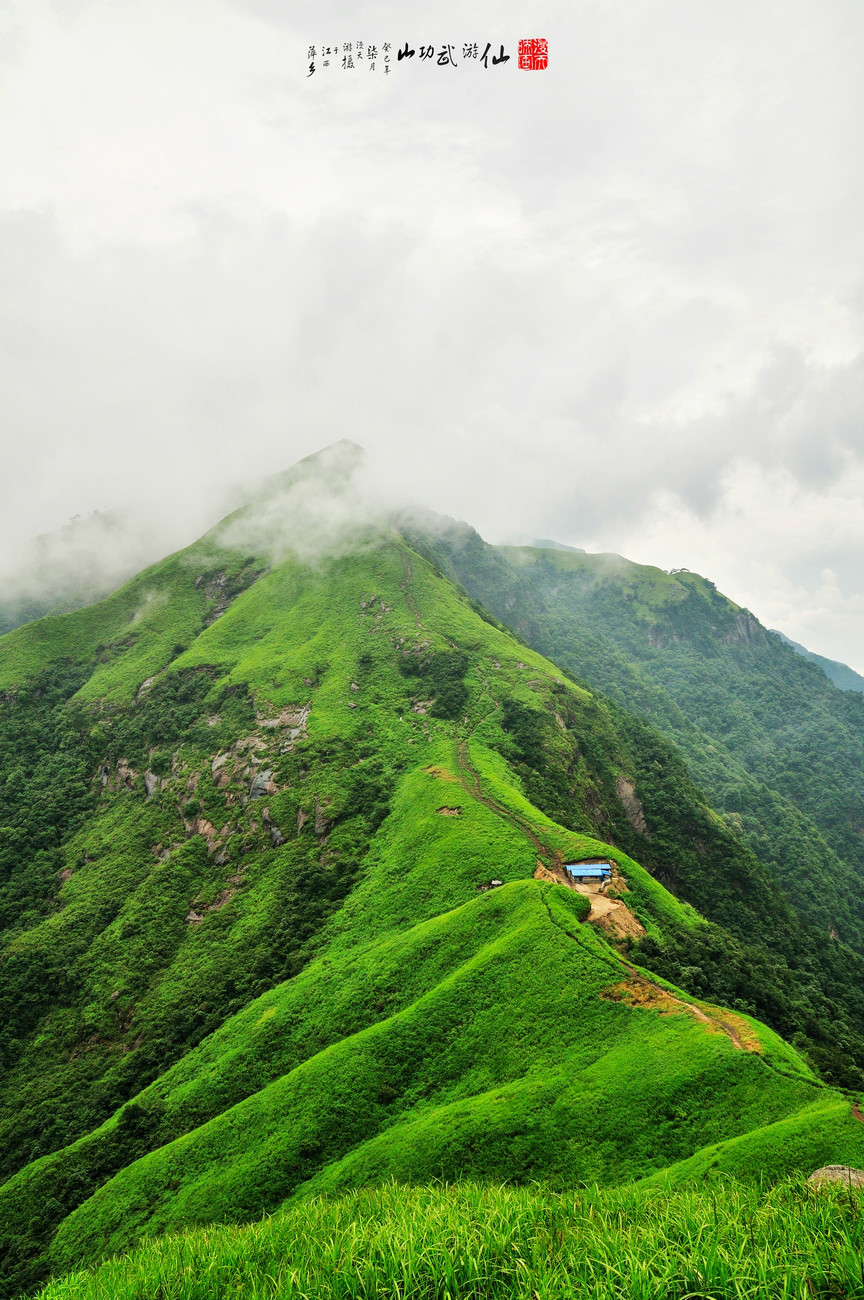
xmin=401 ymin=549 xmax=549 ymax=866
xmin=404 ymin=557 xmax=860 ymax=1098
xmin=447 ymin=656 xmax=753 ymax=1050
xmin=536 ymin=876 xmax=754 ymax=1052
xmin=400 ymin=554 xmax=425 ymax=629
xmin=609 ymin=953 xmax=748 ymax=1050
xmin=455 ymin=738 xmax=552 ymax=861
xmin=452 ymin=646 xmax=558 ymax=862
xmin=397 ymin=544 xmax=864 ymax=1137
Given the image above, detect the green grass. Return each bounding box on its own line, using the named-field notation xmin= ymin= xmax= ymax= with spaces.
xmin=3 ymin=477 xmax=864 ymax=1297
xmin=32 ymin=850 xmax=862 ymax=1284
xmin=40 ymin=1178 xmax=864 ymax=1300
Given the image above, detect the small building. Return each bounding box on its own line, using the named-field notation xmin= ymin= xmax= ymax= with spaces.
xmin=564 ymin=861 xmax=612 ymax=885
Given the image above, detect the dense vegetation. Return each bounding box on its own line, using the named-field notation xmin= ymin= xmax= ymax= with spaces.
xmin=38 ymin=1179 xmax=864 ymax=1300
xmin=1 ymin=456 xmax=863 ymax=1298
xmin=402 ymin=517 xmax=864 ymax=1084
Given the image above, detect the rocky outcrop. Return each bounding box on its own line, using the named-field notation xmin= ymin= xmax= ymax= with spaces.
xmin=250 ymin=769 xmax=276 ymax=799
xmin=314 ymin=797 xmax=330 ymax=838
xmin=255 ymin=703 xmax=311 ymax=749
xmin=616 ymin=775 xmax=648 ymax=835
xmin=98 ymin=759 xmax=137 ymax=791
xmin=808 ymin=1166 xmax=864 ymax=1189
xmin=727 ymin=610 xmax=766 ymax=646
xmin=262 ymin=807 xmax=285 ymax=847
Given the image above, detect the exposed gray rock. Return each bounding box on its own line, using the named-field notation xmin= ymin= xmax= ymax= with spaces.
xmin=808 ymin=1166 xmax=864 ymax=1189
xmin=261 ymin=806 xmax=285 ymax=846
xmin=116 ymin=759 xmax=136 ymax=789
xmin=314 ymin=798 xmax=330 ymax=837
xmin=144 ymin=770 xmax=159 ymax=799
xmin=250 ymin=769 xmax=275 ymax=799
xmin=616 ymin=775 xmax=648 ymax=835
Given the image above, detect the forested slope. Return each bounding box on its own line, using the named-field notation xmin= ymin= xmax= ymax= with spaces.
xmin=404 ymin=517 xmax=864 ymax=940
xmin=1 ymin=458 xmax=863 ymax=1296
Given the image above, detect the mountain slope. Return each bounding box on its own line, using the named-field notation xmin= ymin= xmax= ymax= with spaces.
xmin=1 ymin=455 xmax=863 ymax=1295
xmin=403 ymin=519 xmax=864 ymax=941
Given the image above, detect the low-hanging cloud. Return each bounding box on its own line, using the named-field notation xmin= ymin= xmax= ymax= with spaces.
xmin=0 ymin=0 xmax=862 ymax=667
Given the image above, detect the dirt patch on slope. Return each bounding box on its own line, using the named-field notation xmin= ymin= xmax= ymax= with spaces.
xmin=589 ymin=894 xmax=646 ymax=939
xmin=425 ymin=765 xmax=457 ymax=781
xmin=533 ymin=861 xmax=571 ymax=887
xmin=531 ymin=866 xmax=644 ymax=937
xmin=531 ymin=863 xmax=645 ymax=935
xmin=602 ymin=979 xmax=682 ymax=1014
xmin=603 ymin=976 xmax=760 ymax=1053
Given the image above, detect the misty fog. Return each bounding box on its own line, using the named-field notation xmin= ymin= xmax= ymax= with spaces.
xmin=0 ymin=0 xmax=862 ymax=667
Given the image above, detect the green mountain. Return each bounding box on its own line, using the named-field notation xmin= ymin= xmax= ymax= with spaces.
xmin=404 ymin=518 xmax=864 ymax=931
xmin=1 ymin=447 xmax=863 ymax=1296
xmin=772 ymin=629 xmax=864 ymax=694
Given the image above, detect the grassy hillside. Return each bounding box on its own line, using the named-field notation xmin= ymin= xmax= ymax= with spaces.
xmin=402 ymin=518 xmax=864 ymax=1077
xmin=2 ymin=456 xmax=863 ymax=1295
xmin=37 ymin=1179 xmax=864 ymax=1300
xmin=408 ymin=525 xmax=864 ymax=938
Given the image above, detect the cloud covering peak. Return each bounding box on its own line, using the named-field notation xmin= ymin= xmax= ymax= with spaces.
xmin=0 ymin=0 xmax=862 ymax=666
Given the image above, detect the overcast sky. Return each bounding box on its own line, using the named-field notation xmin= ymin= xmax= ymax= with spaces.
xmin=1 ymin=0 xmax=863 ymax=667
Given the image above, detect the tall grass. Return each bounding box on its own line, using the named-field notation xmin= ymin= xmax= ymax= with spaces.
xmin=42 ymin=1178 xmax=864 ymax=1300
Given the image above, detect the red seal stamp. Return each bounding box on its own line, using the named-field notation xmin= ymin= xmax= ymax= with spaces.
xmin=518 ymin=38 xmax=548 ymax=70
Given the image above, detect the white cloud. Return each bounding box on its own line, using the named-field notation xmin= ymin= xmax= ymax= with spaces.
xmin=0 ymin=0 xmax=862 ymax=668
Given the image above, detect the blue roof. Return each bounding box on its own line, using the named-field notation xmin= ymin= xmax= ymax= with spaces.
xmin=565 ymin=862 xmax=612 ymax=876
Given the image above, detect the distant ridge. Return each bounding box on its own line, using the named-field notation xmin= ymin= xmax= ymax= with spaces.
xmin=529 ymin=538 xmax=586 ymax=553
xmin=3 ymin=444 xmax=864 ymax=1296
xmin=772 ymin=630 xmax=864 ymax=694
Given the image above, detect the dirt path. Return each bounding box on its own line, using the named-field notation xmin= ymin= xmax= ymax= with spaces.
xmin=402 ymin=558 xmax=547 ymax=863
xmin=456 ymin=739 xmax=552 ymax=860
xmin=400 ymin=553 xmax=425 ymax=629
xmin=451 ymin=650 xmax=554 ymax=864
xmin=453 ymin=697 xmax=749 ymax=1054
xmin=853 ymin=1102 xmax=864 ymax=1125
xmin=410 ymin=568 xmax=863 ymax=1087
xmin=612 ymin=956 xmax=749 ymax=1050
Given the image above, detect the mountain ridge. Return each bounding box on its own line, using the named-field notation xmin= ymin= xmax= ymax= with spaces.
xmin=400 ymin=518 xmax=864 ymax=944
xmin=1 ymin=450 xmax=863 ymax=1295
